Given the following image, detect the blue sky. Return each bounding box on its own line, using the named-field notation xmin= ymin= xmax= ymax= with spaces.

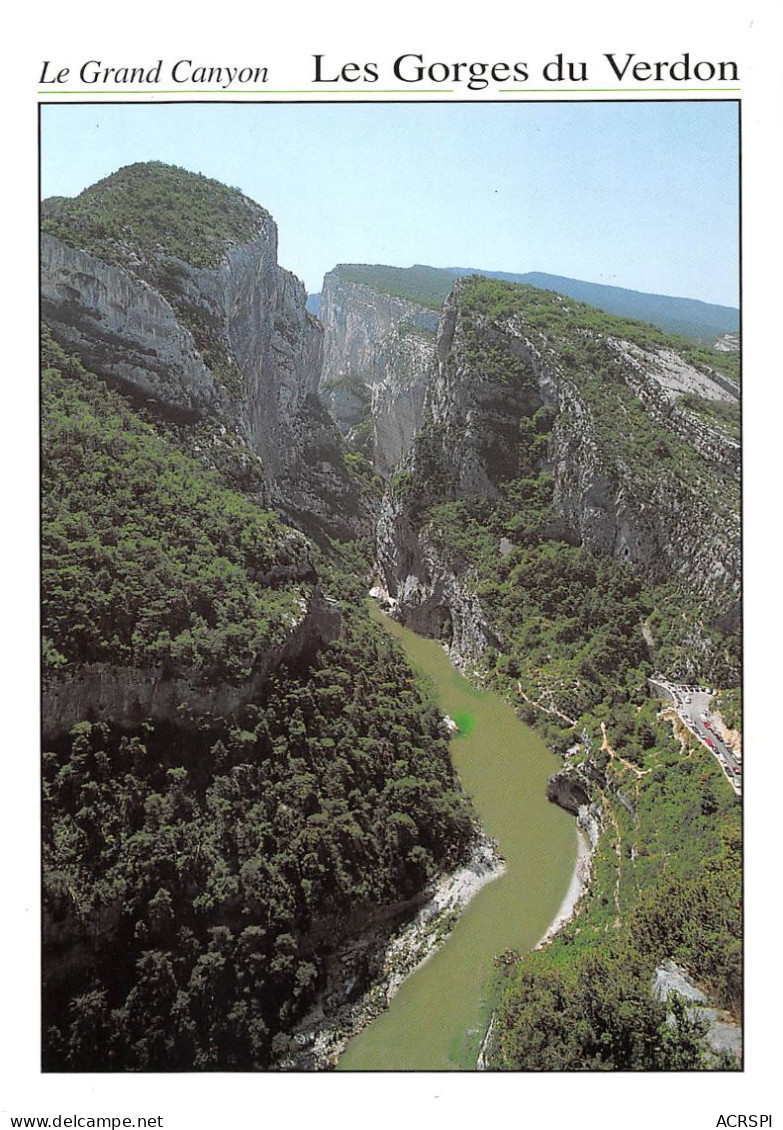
xmin=40 ymin=102 xmax=739 ymax=305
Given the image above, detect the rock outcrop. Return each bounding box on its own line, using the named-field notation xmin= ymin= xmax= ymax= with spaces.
xmin=41 ymin=233 xmax=222 ymax=418
xmin=42 ymin=589 xmax=341 ymax=741
xmin=376 ymin=278 xmax=740 ymax=661
xmin=546 ymin=763 xmax=604 ymax=850
xmin=40 ymin=165 xmax=363 ymax=742
xmin=318 ymin=270 xmax=438 ymax=474
xmin=376 ymin=493 xmax=499 ymax=671
xmin=41 ymin=170 xmax=367 ymax=540
xmin=652 ymin=960 xmax=742 ymax=1062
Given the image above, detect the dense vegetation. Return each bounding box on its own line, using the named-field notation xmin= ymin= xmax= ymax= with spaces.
xmin=458 ymin=276 xmax=740 ymax=387
xmin=42 ymin=335 xmax=476 ymax=1070
xmin=42 ymin=162 xmax=266 ymax=270
xmin=42 ymin=328 xmax=309 ymax=682
xmin=43 ymin=590 xmax=475 ymax=1070
xmin=487 ymin=715 xmax=741 ymax=1070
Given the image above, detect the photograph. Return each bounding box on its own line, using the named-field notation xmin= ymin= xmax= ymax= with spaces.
xmin=38 ymin=99 xmax=742 ymax=1075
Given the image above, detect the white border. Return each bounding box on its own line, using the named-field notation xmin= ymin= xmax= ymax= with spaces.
xmin=6 ymin=2 xmax=782 ymax=1126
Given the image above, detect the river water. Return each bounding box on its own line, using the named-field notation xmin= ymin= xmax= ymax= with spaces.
xmin=337 ymin=606 xmax=576 ymax=1071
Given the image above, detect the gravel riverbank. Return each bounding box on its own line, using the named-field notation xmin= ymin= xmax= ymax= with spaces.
xmin=535 ymin=828 xmax=592 ymax=949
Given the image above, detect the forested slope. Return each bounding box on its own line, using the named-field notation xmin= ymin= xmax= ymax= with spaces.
xmin=41 ymin=332 xmax=476 ymax=1071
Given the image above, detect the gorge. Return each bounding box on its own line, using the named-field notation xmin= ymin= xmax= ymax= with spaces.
xmin=40 ymin=162 xmax=741 ymax=1072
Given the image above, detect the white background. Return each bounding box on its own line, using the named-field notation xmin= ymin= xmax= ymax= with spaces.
xmin=4 ymin=2 xmax=782 ymax=1127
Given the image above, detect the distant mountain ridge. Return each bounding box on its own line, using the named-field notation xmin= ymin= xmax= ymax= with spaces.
xmin=309 ymin=263 xmax=739 ymax=345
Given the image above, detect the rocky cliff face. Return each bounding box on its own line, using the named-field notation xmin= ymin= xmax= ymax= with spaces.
xmin=543 ymin=337 xmax=740 ymax=596
xmin=376 ymin=278 xmax=740 ymax=669
xmin=41 ymin=233 xmax=223 ymax=418
xmin=376 ymin=499 xmax=500 ymax=670
xmin=318 ymin=270 xmax=438 ymax=474
xmin=546 ymin=762 xmax=604 ymax=849
xmin=41 ymin=170 xmax=366 ymax=540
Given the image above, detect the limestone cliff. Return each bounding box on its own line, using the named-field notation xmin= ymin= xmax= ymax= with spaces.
xmin=377 ymin=277 xmax=740 ymax=675
xmin=318 ymin=269 xmax=438 ymax=474
xmin=41 ymin=232 xmax=222 ymax=418
xmin=546 ymin=762 xmax=604 ymax=849
xmin=376 ymin=497 xmax=500 ymax=670
xmin=41 ymin=164 xmax=367 ymax=539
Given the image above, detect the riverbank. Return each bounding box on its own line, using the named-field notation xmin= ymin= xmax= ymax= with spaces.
xmin=535 ymin=828 xmax=592 ymax=949
xmin=281 ymin=833 xmax=505 ymax=1070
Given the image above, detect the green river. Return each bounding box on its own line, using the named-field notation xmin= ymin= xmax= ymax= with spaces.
xmin=337 ymin=606 xmax=577 ymax=1071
